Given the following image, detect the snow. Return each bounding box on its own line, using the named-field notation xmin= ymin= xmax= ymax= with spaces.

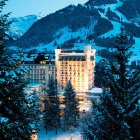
xmin=95 ymin=0 xmax=130 ymax=24
xmin=38 ymin=129 xmax=83 ymax=140
xmin=7 ymin=0 xmax=140 ymax=64
xmin=24 ymin=57 xmax=34 ymax=61
xmin=129 ymin=37 xmax=140 ymax=63
xmin=30 ymin=54 xmax=38 ymax=59
xmin=87 ymin=87 xmax=103 ymax=93
xmin=0 ymin=117 xmax=9 ymax=123
xmin=100 ymin=20 xmax=121 ymax=38
xmin=8 ymin=12 xmax=48 ymax=40
xmin=95 ymin=55 xmax=103 ymax=63
xmin=27 ymin=83 xmax=43 ymax=88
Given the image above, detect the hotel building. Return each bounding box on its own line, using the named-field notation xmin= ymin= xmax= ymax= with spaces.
xmin=55 ymin=45 xmax=96 ymax=101
xmin=17 ymin=53 xmax=56 ymax=89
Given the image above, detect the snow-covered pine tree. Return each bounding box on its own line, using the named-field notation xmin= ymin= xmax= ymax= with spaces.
xmin=0 ymin=57 xmax=35 ymax=139
xmin=0 ymin=0 xmax=11 ymax=56
xmin=85 ymin=27 xmax=140 ymax=140
xmin=0 ymin=1 xmax=41 ymax=139
xmin=63 ymin=81 xmax=79 ymax=131
xmin=44 ymin=77 xmax=60 ymax=134
xmin=27 ymin=90 xmax=43 ymax=131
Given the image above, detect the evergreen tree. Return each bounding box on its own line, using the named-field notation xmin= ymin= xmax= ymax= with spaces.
xmin=63 ymin=81 xmax=79 ymax=131
xmin=86 ymin=28 xmax=140 ymax=140
xmin=27 ymin=90 xmax=42 ymax=131
xmin=95 ymin=60 xmax=106 ymax=88
xmin=0 ymin=1 xmax=41 ymax=139
xmin=0 ymin=0 xmax=10 ymax=54
xmin=44 ymin=77 xmax=60 ymax=134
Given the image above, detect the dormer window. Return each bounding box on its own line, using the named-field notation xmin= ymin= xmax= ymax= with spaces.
xmin=45 ymin=57 xmax=48 ymax=59
xmin=40 ymin=61 xmax=46 ymax=64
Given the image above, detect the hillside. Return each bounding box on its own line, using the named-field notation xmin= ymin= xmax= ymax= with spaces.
xmin=8 ymin=12 xmax=47 ymax=40
xmin=7 ymin=0 xmax=140 ymax=62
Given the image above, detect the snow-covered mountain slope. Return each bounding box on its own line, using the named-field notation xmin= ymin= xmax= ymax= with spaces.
xmin=7 ymin=0 xmax=140 ymax=62
xmin=8 ymin=12 xmax=47 ymax=40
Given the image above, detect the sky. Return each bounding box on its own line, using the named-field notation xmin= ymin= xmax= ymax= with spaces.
xmin=3 ymin=0 xmax=88 ymax=18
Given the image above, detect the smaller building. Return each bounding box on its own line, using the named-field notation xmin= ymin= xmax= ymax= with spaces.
xmin=25 ymin=83 xmax=43 ymax=93
xmin=16 ymin=53 xmax=56 ymax=89
xmin=85 ymin=87 xmax=103 ymax=104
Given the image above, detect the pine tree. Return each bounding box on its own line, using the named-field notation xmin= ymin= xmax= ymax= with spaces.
xmin=86 ymin=28 xmax=140 ymax=140
xmin=63 ymin=81 xmax=79 ymax=131
xmin=44 ymin=77 xmax=60 ymax=134
xmin=27 ymin=90 xmax=42 ymax=131
xmin=0 ymin=57 xmax=35 ymax=139
xmin=0 ymin=1 xmax=41 ymax=139
xmin=0 ymin=0 xmax=11 ymax=56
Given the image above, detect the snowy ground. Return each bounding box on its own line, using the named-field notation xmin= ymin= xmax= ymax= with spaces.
xmin=38 ymin=128 xmax=83 ymax=140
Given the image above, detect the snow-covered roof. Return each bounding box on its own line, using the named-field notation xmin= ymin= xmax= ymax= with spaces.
xmin=57 ymin=91 xmax=64 ymax=95
xmin=51 ymin=58 xmax=55 ymax=61
xmin=30 ymin=54 xmax=38 ymax=59
xmin=45 ymin=54 xmax=49 ymax=57
xmin=87 ymin=87 xmax=103 ymax=93
xmin=24 ymin=89 xmax=33 ymax=94
xmin=85 ymin=95 xmax=100 ymax=98
xmin=24 ymin=58 xmax=34 ymax=61
xmin=27 ymin=83 xmax=43 ymax=88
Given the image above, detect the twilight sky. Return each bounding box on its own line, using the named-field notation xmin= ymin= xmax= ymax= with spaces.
xmin=4 ymin=0 xmax=88 ymax=18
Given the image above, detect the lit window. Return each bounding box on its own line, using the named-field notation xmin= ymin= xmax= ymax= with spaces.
xmin=40 ymin=61 xmax=46 ymax=64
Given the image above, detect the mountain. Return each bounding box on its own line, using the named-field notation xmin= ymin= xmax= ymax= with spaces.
xmin=7 ymin=0 xmax=140 ymax=62
xmin=8 ymin=12 xmax=47 ymax=40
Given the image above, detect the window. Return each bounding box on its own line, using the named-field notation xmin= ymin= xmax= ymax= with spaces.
xmin=49 ymin=71 xmax=51 ymax=74
xmin=40 ymin=61 xmax=46 ymax=64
